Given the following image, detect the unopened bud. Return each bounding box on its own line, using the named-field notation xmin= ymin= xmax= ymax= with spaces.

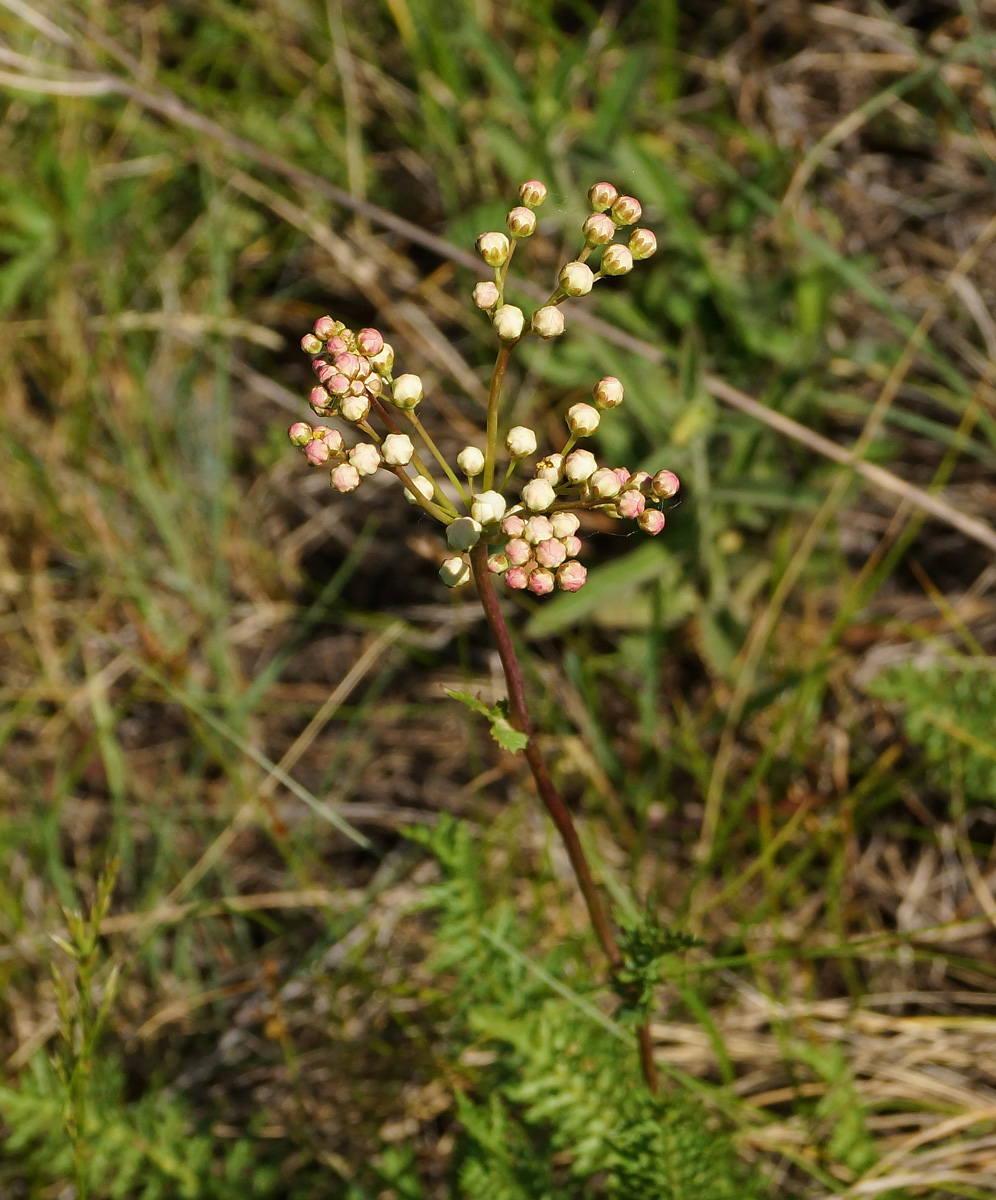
xmin=617 ymin=490 xmax=646 ymax=519
xmin=505 ymin=538 xmax=531 ymax=567
xmin=301 ymin=333 xmax=323 ymax=355
xmin=535 ymin=538 xmax=567 ymax=569
xmin=505 ymin=566 xmax=530 ymax=590
xmin=518 ymin=179 xmax=548 ymax=208
xmin=382 ymin=433 xmax=415 ymax=466
xmin=628 ymin=228 xmax=657 ymax=260
xmin=528 ymin=568 xmax=555 ymax=596
xmin=349 ymin=442 xmax=381 ymax=476
xmin=405 ymin=475 xmax=435 ymax=505
xmin=524 ymin=515 xmax=554 ymax=544
xmin=564 ymin=449 xmax=597 ymax=483
xmin=505 ymin=426 xmax=537 ymax=459
xmin=559 ymin=261 xmax=594 ymax=297
xmin=330 ymin=462 xmax=360 ymax=493
xmin=502 ymin=514 xmax=526 ymax=538
xmin=588 ymin=467 xmax=621 ymax=499
xmin=326 ymin=373 xmax=350 ymax=397
xmin=593 ymin=376 xmax=624 ymax=409
xmin=600 ymin=245 xmax=633 ymax=276
xmin=348 ymin=378 xmax=366 ymax=396
xmin=315 ymin=426 xmax=344 ymax=453
xmin=588 ymin=181 xmax=619 ymax=212
xmin=487 ymin=553 xmax=509 ymax=574
xmin=473 ymin=281 xmax=500 ymax=310
xmin=628 ymin=470 xmax=652 ymax=493
xmin=333 ymin=352 xmax=360 ymax=379
xmin=477 ymin=231 xmax=511 ymax=267
xmin=457 ymin=446 xmax=485 ymax=476
xmin=556 ymin=561 xmax=587 ymax=592
xmin=563 ymin=534 xmax=582 ymax=558
xmin=364 ymin=374 xmax=383 ymax=397
xmin=652 ymin=469 xmax=680 ymax=499
xmin=340 ymin=393 xmax=371 ymax=423
xmin=305 ymin=440 xmax=331 ymax=466
xmin=326 ymin=336 xmax=348 ymax=354
xmin=639 ymin=509 xmax=666 ymax=535
xmin=550 ymin=511 xmax=579 ymax=538
xmin=493 ymin=304 xmax=525 ymax=341
xmin=531 ymin=306 xmax=565 ymax=339
xmin=391 ymin=373 xmax=423 ymax=409
xmin=611 ymin=195 xmax=642 ymax=225
xmin=614 ymin=467 xmax=632 ymax=488
xmin=521 ymin=478 xmax=556 ymax=512
xmin=506 ymin=206 xmax=536 ymax=238
xmin=370 ymin=343 xmax=394 ymax=374
xmin=439 ymin=556 xmax=471 ymax=588
xmin=567 ymin=402 xmax=600 ymax=436
xmin=356 ymin=328 xmax=384 ymax=356
xmin=289 ymin=422 xmax=313 ymax=447
xmin=582 ymin=212 xmax=616 ymax=245
xmin=447 ymin=517 xmax=482 ymax=552
xmin=309 ymin=386 xmax=332 ymax=413
xmin=471 ymin=490 xmax=507 ymax=526
xmin=534 ymin=454 xmax=564 ymax=483
xmin=313 ymin=316 xmax=337 ymax=341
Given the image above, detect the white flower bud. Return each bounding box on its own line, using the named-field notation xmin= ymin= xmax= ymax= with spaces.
xmin=493 ymin=305 xmax=525 ymax=341
xmin=340 ymin=393 xmax=371 ymax=423
xmin=564 ymin=449 xmax=597 ymax=483
xmin=456 ymin=446 xmax=486 ymax=476
xmin=447 ymin=516 xmax=482 ymax=552
xmin=470 ymin=490 xmax=507 ymax=526
xmin=476 ymin=231 xmax=510 ymax=267
xmin=593 ymin=376 xmax=624 ymax=409
xmin=505 ymin=426 xmax=537 ymax=459
xmin=582 ymin=212 xmax=615 ymax=245
xmin=439 ymin=556 xmax=471 ymax=588
xmin=391 ymin=373 xmax=423 ymax=409
xmin=348 ymin=442 xmax=381 ymax=476
xmin=550 ymin=511 xmax=580 ymax=538
xmin=370 ymin=343 xmax=394 ymax=373
xmin=382 ymin=433 xmax=414 ymax=466
xmin=559 ymin=262 xmax=594 ymax=297
xmin=531 ymin=306 xmax=565 ymax=339
xmin=524 ymin=515 xmax=554 ymax=544
xmin=405 ymin=475 xmax=436 ymax=505
xmin=588 ymin=467 xmax=621 ymax=499
xmin=518 ymin=179 xmax=548 ymax=208
xmin=567 ymin=403 xmax=600 ymax=436
xmin=611 ymin=195 xmax=642 ymax=226
xmin=330 ymin=463 xmax=360 ymax=493
xmin=506 ymin=207 xmax=536 ymax=238
xmin=588 ymin=181 xmax=618 ymax=212
xmin=534 ymin=454 xmax=563 ymax=483
xmin=628 ymin=228 xmax=657 ymax=260
xmin=473 ymin=281 xmax=500 ymax=310
xmin=521 ymin=478 xmax=556 ymax=512
xmin=600 ymin=245 xmax=633 ymax=276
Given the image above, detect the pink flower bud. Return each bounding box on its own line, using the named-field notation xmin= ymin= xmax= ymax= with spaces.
xmin=535 ymin=454 xmax=564 ymax=483
xmin=382 ymin=433 xmax=414 ymax=465
xmin=588 ymin=467 xmax=621 ymax=499
xmin=439 ymin=556 xmax=471 ymax=588
xmin=628 ymin=228 xmax=657 ymax=260
xmin=652 ymin=469 xmax=680 ymax=499
xmin=588 ymin=181 xmax=619 ymax=212
xmin=326 ymin=336 xmax=348 ymax=354
xmin=600 ymin=245 xmax=633 ymax=275
xmin=563 ymin=534 xmax=583 ymax=557
xmin=348 ymin=442 xmax=381 ymax=476
xmin=518 ymin=179 xmax=548 ymax=208
xmin=326 ymin=373 xmax=350 ymax=396
xmin=521 ymin=479 xmax=556 ymax=512
xmin=559 ymin=261 xmax=594 ymax=297
xmin=593 ymin=376 xmax=624 ymax=409
xmin=348 ymin=378 xmax=366 ymax=395
xmin=473 ymin=281 xmax=500 ymax=310
xmin=564 ymin=449 xmax=597 ymax=483
xmin=617 ymin=489 xmax=646 ymax=519
xmin=567 ymin=402 xmax=600 ymax=436
xmin=333 ymin=352 xmax=360 ymax=379
xmin=639 ymin=509 xmax=666 ymax=535
xmin=356 ymin=327 xmax=384 ymax=356
xmin=535 ymin=538 xmax=567 ymax=569
xmin=582 ymin=212 xmax=616 ymax=245
xmin=305 ymin=439 xmax=331 ymax=466
xmin=506 ymin=206 xmax=537 ymax=238
xmin=528 ymin=568 xmax=555 ymax=596
xmin=309 ymin=386 xmax=331 ymax=413
xmin=629 ymin=471 xmax=652 ymax=494
xmin=611 ymin=195 xmax=642 ymax=226
xmin=331 ymin=463 xmax=360 ymax=492
xmin=487 ymin=553 xmax=510 ymax=574
xmin=288 ymin=421 xmax=313 ymax=446
xmin=556 ymin=561 xmax=587 ymax=591
xmin=477 ymin=231 xmax=511 ymax=267
xmin=502 ymin=514 xmax=526 ymax=538
xmin=493 ymin=305 xmax=525 ymax=341
xmin=531 ymin=306 xmax=565 ymax=339
xmin=550 ymin=511 xmax=579 ymax=538
xmin=505 ymin=566 xmax=530 ymax=590
xmin=301 ymin=333 xmax=323 ymax=355
xmin=316 ymin=362 xmax=335 ymax=382
xmin=315 ymin=317 xmax=338 ymax=341
xmin=505 ymin=538 xmax=532 ymax=567
xmin=340 ymin=393 xmax=371 ymax=423
xmin=355 ymin=357 xmax=371 ymax=379
xmin=524 ymin=515 xmax=554 ymax=544
xmin=613 ymin=467 xmax=631 ymax=487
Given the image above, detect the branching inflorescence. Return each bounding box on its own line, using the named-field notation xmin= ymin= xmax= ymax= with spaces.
xmin=287 ymin=180 xmax=681 ymax=1094
xmin=288 ymin=179 xmax=680 ymax=596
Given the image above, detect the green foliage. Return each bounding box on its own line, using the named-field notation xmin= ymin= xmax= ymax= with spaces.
xmin=867 ymin=661 xmax=996 ymax=802
xmin=444 ymin=689 xmax=530 ymax=753
xmin=612 ymin=908 xmax=702 ymax=1025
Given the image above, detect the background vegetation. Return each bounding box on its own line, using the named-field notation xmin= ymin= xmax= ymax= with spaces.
xmin=2 ymin=1 xmax=996 ymax=1195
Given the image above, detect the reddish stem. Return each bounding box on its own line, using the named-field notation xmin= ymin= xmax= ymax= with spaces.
xmin=469 ymin=543 xmax=659 ymax=1094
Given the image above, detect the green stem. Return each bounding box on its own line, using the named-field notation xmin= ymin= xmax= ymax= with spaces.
xmin=405 ymin=410 xmax=470 ymax=506
xmin=483 ymin=343 xmax=513 ymax=492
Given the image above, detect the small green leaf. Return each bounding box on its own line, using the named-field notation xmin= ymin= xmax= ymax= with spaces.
xmin=445 ymin=689 xmax=529 ymax=754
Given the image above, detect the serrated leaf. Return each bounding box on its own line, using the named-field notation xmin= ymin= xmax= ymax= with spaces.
xmin=444 ymin=689 xmax=528 ymax=754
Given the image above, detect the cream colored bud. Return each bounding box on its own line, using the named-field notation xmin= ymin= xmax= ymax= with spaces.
xmin=348 ymin=442 xmax=381 ymax=476
xmin=611 ymin=195 xmax=642 ymax=226
xmin=518 ymin=179 xmax=548 ymax=208
xmin=564 ymin=449 xmax=597 ymax=483
xmin=493 ymin=304 xmax=525 ymax=341
xmin=628 ymin=228 xmax=657 ymax=260
xmin=470 ymin=490 xmax=507 ymax=526
xmin=382 ymin=433 xmax=414 ymax=466
xmin=521 ymin=478 xmax=556 ymax=512
xmin=340 ymin=393 xmax=371 ymax=423
xmin=582 ymin=212 xmax=615 ymax=245
xmin=550 ymin=511 xmax=580 ymax=538
xmin=600 ymin=245 xmax=633 ymax=276
xmin=505 ymin=426 xmax=537 ymax=459
xmin=405 ymin=475 xmax=436 ymax=505
xmin=447 ymin=517 xmax=482 ymax=552
xmin=391 ymin=373 xmax=423 ymax=409
xmin=593 ymin=376 xmax=624 ymax=409
xmin=534 ymin=454 xmax=563 ymax=483
xmin=652 ymin=469 xmax=680 ymax=499
xmin=457 ymin=446 xmax=485 ymax=476
xmin=330 ymin=463 xmax=360 ymax=493
xmin=531 ymin=306 xmax=565 ymax=339
xmin=567 ymin=402 xmax=600 ymax=436
xmin=588 ymin=181 xmax=618 ymax=212
xmin=506 ymin=206 xmax=536 ymax=238
xmin=588 ymin=467 xmax=621 ymax=499
xmin=476 ymin=231 xmax=511 ymax=267
xmin=559 ymin=261 xmax=594 ymax=297
xmin=439 ymin=556 xmax=471 ymax=588
xmin=473 ymin=281 xmax=500 ymax=310
xmin=370 ymin=343 xmax=394 ymax=373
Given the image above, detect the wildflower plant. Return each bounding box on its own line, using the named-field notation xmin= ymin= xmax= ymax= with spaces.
xmin=287 ymin=180 xmax=682 ymax=1092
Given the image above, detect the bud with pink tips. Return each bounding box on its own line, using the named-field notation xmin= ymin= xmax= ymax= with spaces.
xmin=628 ymin=229 xmax=657 ymax=260
xmin=309 ymin=386 xmax=332 ymax=413
xmin=315 ymin=427 xmax=344 ymax=453
xmin=528 ymin=568 xmax=555 ymax=597
xmin=313 ymin=316 xmax=338 ymax=341
xmin=505 ymin=566 xmax=530 ymax=590
xmin=477 ymin=231 xmax=511 ymax=267
xmin=331 ymin=462 xmax=360 ymax=493
xmin=518 ymin=179 xmax=548 ymax=208
xmin=611 ymin=195 xmax=642 ymax=225
xmin=305 ymin=440 xmax=331 ymax=466
xmin=617 ymin=489 xmax=646 ymax=520
xmin=562 ymin=534 xmax=583 ymax=558
xmin=326 ymin=373 xmax=351 ymax=397
xmin=524 ymin=515 xmax=554 ymax=544
xmin=652 ymin=469 xmax=680 ymax=499
xmin=639 ymin=509 xmax=666 ymax=535
xmin=506 ymin=207 xmax=537 ymax=238
xmin=356 ymin=327 xmax=384 ymax=356
xmin=559 ymin=262 xmax=594 ymax=297
xmin=593 ymin=376 xmax=624 ymax=409
xmin=600 ymin=245 xmax=633 ymax=276
xmin=301 ymin=333 xmax=323 ymax=355
xmin=588 ymin=467 xmax=622 ymax=499
xmin=349 ymin=443 xmax=381 ymax=477
xmin=289 ymin=421 xmax=313 ymax=446
xmin=535 ymin=538 xmax=567 ymax=569
xmin=582 ymin=212 xmax=616 ymax=245
xmin=502 ymin=513 xmax=526 ymax=538
xmin=588 ymin=181 xmax=618 ymax=212
xmin=505 ymin=538 xmax=531 ymax=567
xmin=629 ymin=471 xmax=652 ymax=494
xmin=326 ymin=335 xmax=348 ymax=354
xmin=473 ymin=281 xmax=500 ymax=310
xmin=556 ymin=561 xmax=587 ymax=592
xmin=532 ymin=306 xmax=565 ymax=339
